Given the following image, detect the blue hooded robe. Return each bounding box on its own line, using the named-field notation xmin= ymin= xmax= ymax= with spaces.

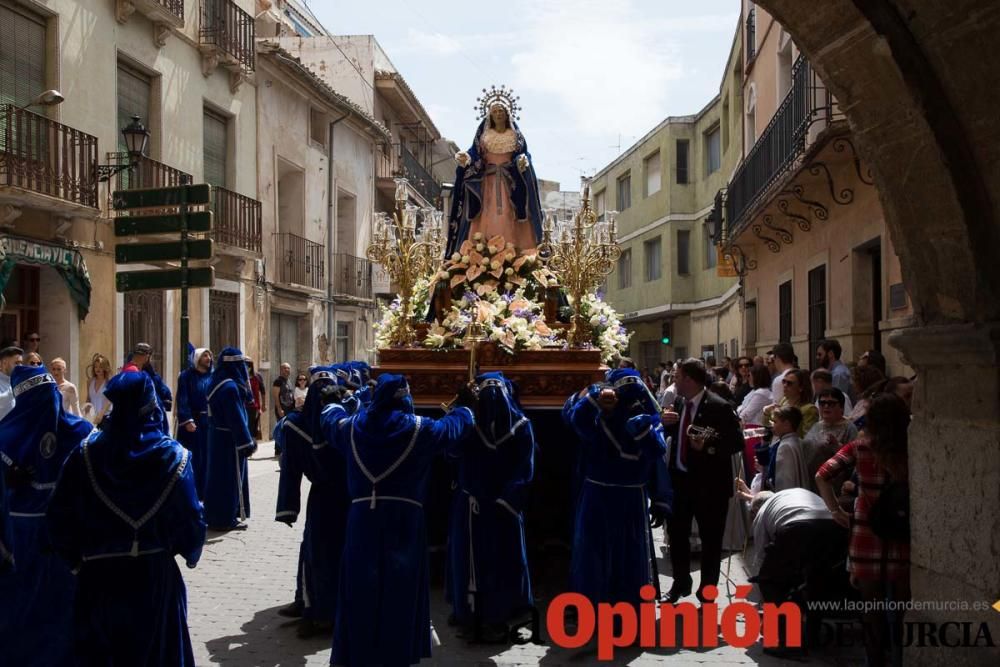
xmin=0 ymin=366 xmax=93 ymax=666
xmin=175 ymin=347 xmax=213 ymax=499
xmin=46 ymin=371 xmax=205 ymax=666
xmin=275 ymin=365 xmax=352 ymax=625
xmin=204 ymin=347 xmax=256 ymax=529
xmin=564 ymin=368 xmax=673 ymax=605
xmin=446 ymin=371 xmax=534 ymax=628
xmin=324 ymin=374 xmax=474 ymax=667
xmin=447 ymin=115 xmax=544 ymax=257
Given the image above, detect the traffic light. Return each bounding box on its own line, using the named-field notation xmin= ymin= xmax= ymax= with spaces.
xmin=661 ymin=321 xmax=672 ymax=345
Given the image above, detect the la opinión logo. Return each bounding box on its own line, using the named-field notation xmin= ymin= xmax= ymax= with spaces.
xmin=546 ymin=584 xmax=801 ymax=661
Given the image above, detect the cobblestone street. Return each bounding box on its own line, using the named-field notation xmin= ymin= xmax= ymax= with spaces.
xmin=184 ymin=447 xmax=863 ymax=666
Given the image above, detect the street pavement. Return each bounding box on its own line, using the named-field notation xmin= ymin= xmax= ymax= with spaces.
xmin=184 ymin=446 xmax=864 ymax=666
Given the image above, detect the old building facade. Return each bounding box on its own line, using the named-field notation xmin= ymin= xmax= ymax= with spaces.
xmin=590 ymin=24 xmax=744 ymax=373
xmin=0 ymin=0 xmax=259 ymax=402
xmin=719 ymin=2 xmax=914 ymax=375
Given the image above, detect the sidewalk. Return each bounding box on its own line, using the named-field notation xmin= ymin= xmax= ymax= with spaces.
xmin=184 ymin=447 xmax=863 ymax=666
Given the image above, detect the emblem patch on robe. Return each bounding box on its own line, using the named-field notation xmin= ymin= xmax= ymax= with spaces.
xmin=39 ymin=432 xmax=57 ymax=459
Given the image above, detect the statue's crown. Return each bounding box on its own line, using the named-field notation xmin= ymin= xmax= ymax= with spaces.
xmin=475 ymin=85 xmax=521 ymax=121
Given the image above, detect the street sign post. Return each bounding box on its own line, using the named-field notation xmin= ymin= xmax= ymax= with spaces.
xmin=115 ymin=239 xmax=213 ymax=264
xmin=116 ymin=267 xmax=215 ymax=291
xmin=113 ymin=180 xmax=214 ymax=372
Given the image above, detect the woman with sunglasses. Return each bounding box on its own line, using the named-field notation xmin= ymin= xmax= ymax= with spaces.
xmin=763 ymin=368 xmax=817 ymax=437
xmin=730 ymin=356 xmax=754 ymax=405
xmin=293 ymin=374 xmax=309 ymax=412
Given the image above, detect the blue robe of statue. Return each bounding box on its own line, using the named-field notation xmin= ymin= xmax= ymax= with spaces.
xmin=175 ymin=352 xmax=213 ymax=499
xmin=0 ymin=366 xmax=94 ymax=666
xmin=446 ymin=372 xmax=534 ymax=628
xmin=564 ymin=368 xmax=673 ymax=605
xmin=325 ymin=374 xmax=474 ymax=667
xmin=47 ymin=371 xmax=205 ymax=666
xmin=0 ymin=465 xmax=12 ymax=574
xmin=204 ymin=347 xmax=256 ymax=529
xmin=447 ymin=116 xmax=544 ymax=257
xmin=275 ymin=366 xmax=352 ymax=624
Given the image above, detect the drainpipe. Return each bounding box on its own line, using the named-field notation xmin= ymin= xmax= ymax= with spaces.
xmin=327 ymin=111 xmax=350 ymax=362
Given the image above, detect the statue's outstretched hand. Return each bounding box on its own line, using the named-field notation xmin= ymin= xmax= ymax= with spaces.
xmin=455 ymin=151 xmax=471 ymax=167
xmin=516 ymin=154 xmax=529 ymax=173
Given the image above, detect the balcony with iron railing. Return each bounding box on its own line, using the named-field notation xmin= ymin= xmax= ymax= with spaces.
xmin=200 ymin=0 xmax=255 ymax=73
xmin=0 ymin=104 xmax=99 ymax=210
xmin=104 ymin=152 xmax=191 ymax=208
xmin=274 ymin=232 xmax=324 ymax=290
xmin=332 ymin=253 xmax=372 ymax=300
xmin=212 ymin=186 xmax=262 ymax=253
xmin=724 ymin=56 xmax=840 ymax=238
xmin=375 ymin=142 xmax=441 ymax=206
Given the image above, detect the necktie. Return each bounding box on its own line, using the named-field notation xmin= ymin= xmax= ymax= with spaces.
xmin=679 ymin=400 xmax=694 ymax=466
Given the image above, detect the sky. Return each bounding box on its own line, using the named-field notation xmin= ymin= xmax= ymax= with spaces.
xmin=307 ymin=0 xmax=741 ymax=190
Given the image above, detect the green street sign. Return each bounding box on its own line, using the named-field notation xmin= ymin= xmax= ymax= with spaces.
xmin=115 ymin=267 xmax=215 ymax=292
xmin=112 ymin=184 xmax=211 ymax=211
xmin=114 ymin=211 xmax=213 ymax=237
xmin=115 ymin=239 xmax=213 ymax=264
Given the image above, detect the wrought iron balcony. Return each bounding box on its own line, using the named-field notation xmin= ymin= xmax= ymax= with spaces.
xmin=0 ymin=104 xmax=99 ymax=209
xmin=200 ymin=0 xmax=255 ymax=73
xmin=725 ymin=56 xmax=824 ymax=238
xmin=274 ymin=232 xmax=324 ymax=290
xmin=212 ymin=185 xmax=261 ymax=253
xmin=375 ymin=143 xmax=440 ymax=206
xmin=104 ymin=152 xmax=191 ymax=208
xmin=332 ymin=253 xmax=372 ymax=300
xmin=400 ymin=144 xmax=440 ymax=205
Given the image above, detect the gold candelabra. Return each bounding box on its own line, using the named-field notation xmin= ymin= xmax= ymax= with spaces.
xmin=537 ymin=184 xmax=621 ymax=347
xmin=366 ymin=177 xmax=446 ymax=346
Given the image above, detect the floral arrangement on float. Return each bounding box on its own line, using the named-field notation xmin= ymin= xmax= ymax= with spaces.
xmin=372 ymin=231 xmax=632 ymax=362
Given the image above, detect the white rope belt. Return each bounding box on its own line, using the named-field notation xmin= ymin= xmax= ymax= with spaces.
xmin=350 ymin=495 xmax=422 ymax=508
xmin=585 ymin=477 xmax=645 ymax=488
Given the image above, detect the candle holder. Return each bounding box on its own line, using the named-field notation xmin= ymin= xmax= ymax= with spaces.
xmin=537 ymin=185 xmax=621 ymax=347
xmin=367 ymin=178 xmax=445 ymax=346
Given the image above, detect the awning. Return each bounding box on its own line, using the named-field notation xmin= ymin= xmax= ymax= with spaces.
xmin=0 ymin=236 xmax=92 ymax=319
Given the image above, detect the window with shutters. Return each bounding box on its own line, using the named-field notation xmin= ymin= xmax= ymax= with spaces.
xmin=675 ymin=139 xmax=689 ymax=184
xmin=203 ymin=107 xmax=228 ymax=187
xmin=617 ymin=248 xmax=632 ymax=289
xmin=125 ymin=291 xmax=165 ymax=370
xmin=644 ymin=150 xmax=661 ymax=197
xmin=808 ymin=266 xmax=827 ymax=369
xmin=705 ymin=125 xmax=721 ymax=175
xmin=746 ymin=300 xmax=758 ymax=350
xmin=644 ymin=236 xmax=661 ymax=282
xmin=117 ymin=64 xmax=151 ymax=151
xmin=779 ymin=281 xmax=792 ymax=343
xmin=677 ymin=230 xmax=690 ymax=275
xmin=0 ymin=3 xmax=46 ymax=108
xmin=616 ymin=172 xmax=631 ymax=211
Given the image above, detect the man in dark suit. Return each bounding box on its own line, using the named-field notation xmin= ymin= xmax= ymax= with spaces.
xmin=660 ymin=357 xmax=744 ymax=602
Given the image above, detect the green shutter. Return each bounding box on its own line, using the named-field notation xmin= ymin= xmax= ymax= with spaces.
xmin=203 ymin=108 xmax=227 ymax=187
xmin=117 ymin=64 xmax=151 ymax=151
xmin=0 ymin=2 xmax=46 ymax=108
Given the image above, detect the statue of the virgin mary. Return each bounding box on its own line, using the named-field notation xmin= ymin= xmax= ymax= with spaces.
xmin=447 ymin=86 xmax=544 ymax=256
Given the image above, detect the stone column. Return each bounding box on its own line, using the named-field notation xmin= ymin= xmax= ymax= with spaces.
xmin=890 ymin=324 xmax=1000 ymax=664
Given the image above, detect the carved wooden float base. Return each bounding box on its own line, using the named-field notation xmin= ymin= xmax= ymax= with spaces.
xmin=373 ymin=344 xmax=607 ymax=409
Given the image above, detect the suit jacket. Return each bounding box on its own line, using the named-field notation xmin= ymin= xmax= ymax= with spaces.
xmin=666 ymin=389 xmax=745 ymax=497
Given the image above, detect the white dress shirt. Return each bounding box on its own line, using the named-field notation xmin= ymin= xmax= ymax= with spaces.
xmin=673 ymin=388 xmax=706 ymax=472
xmin=750 ymin=488 xmax=831 ymax=574
xmin=738 ymin=387 xmax=773 ymax=425
xmin=771 ymin=368 xmax=791 ymax=403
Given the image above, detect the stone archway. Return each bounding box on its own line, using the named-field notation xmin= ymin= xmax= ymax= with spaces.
xmin=754 ymin=1 xmax=1000 ymax=664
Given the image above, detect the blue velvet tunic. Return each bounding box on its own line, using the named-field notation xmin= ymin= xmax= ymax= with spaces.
xmin=47 ymin=371 xmax=205 ymax=666
xmin=175 ymin=362 xmax=213 ymax=499
xmin=0 ymin=366 xmax=94 ymax=666
xmin=446 ymin=371 xmax=534 ymax=627
xmin=204 ymin=348 xmax=255 ymax=529
xmin=275 ymin=366 xmax=352 ymax=624
xmin=563 ymin=369 xmax=673 ymax=605
xmin=324 ymin=374 xmax=474 ymax=667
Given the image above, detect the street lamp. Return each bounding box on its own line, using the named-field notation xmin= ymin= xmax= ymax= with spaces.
xmin=16 ymin=89 xmax=64 ymax=112
xmin=97 ymin=116 xmax=150 ymax=182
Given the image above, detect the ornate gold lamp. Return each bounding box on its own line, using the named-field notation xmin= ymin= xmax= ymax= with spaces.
xmin=537 ymin=184 xmax=621 ymax=347
xmin=367 ymin=177 xmax=445 ymax=346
